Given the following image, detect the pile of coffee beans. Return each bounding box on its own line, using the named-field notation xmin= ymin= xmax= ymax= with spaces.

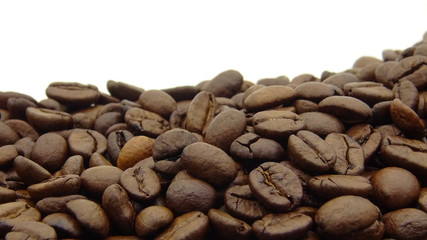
xmin=1 ymin=32 xmax=427 ymax=240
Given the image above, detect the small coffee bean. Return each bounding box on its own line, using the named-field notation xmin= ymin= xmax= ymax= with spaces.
xmin=4 ymin=119 xmax=39 ymax=140
xmin=155 ymin=211 xmax=209 ymax=240
xmin=80 ymin=166 xmax=123 ymax=198
xmin=418 ymin=187 xmax=427 ymax=212
xmin=224 ymin=184 xmax=269 ymax=221
xmin=252 ymin=110 xmax=306 ymax=140
xmin=14 ymin=137 xmax=34 ymax=159
xmin=318 ymin=96 xmax=373 ymax=124
xmin=202 ymin=69 xmax=243 ymax=98
xmin=93 ymin=111 xmax=123 ymax=135
xmin=253 ymin=212 xmax=312 ymax=240
xmin=35 ymin=194 xmax=87 ymax=215
xmin=343 ymin=81 xmax=394 ymax=106
xmin=107 ymin=129 xmax=134 ymax=165
xmin=383 ymin=208 xmax=427 ymax=240
xmin=295 ymin=82 xmax=343 ymax=102
xmin=0 ymin=201 xmax=41 ymax=235
xmin=61 ymin=155 xmax=84 ymax=175
xmin=42 ymin=212 xmax=83 ymax=238
xmin=26 ymin=107 xmax=72 ymax=132
xmin=68 ymin=129 xmax=107 ymax=160
xmin=257 ymin=75 xmax=289 ymax=86
xmin=207 ymin=209 xmax=253 ymax=240
xmin=325 ymin=133 xmax=365 ymax=175
xmin=46 ymin=82 xmax=101 ymax=106
xmin=162 ymin=85 xmax=200 ymax=101
xmin=243 ymin=85 xmax=296 ymax=112
xmin=31 ymin=132 xmax=68 ymax=172
xmin=390 ymin=98 xmax=426 ymax=138
xmin=28 ymin=174 xmax=81 ymax=201
xmin=138 ymin=89 xmax=177 ymax=118
xmin=386 ymin=55 xmax=427 ymax=89
xmin=152 ymin=128 xmax=199 ymax=161
xmin=299 ymin=112 xmax=345 ymax=137
xmin=322 ymin=72 xmax=360 ymax=89
xmin=183 ymin=91 xmax=217 ymax=134
xmin=0 ymin=121 xmax=20 ymax=147
xmin=89 ymin=152 xmax=112 ymax=167
xmin=0 ymin=187 xmax=15 ymax=204
xmin=308 ymin=175 xmax=372 ymax=200
xmin=119 ymin=166 xmax=161 ymax=202
xmin=346 ymin=123 xmax=382 ymax=161
xmin=9 ymin=221 xmax=57 ymax=240
xmin=0 ymin=145 xmax=19 ymax=169
xmin=392 ymin=80 xmax=419 ymax=110
xmin=117 ymin=136 xmax=154 ymax=170
xmin=125 ymin=107 xmax=169 ymax=137
xmin=107 ymin=80 xmax=144 ymax=101
xmin=14 ymin=156 xmax=52 ymax=185
xmin=135 ymin=206 xmax=174 ymax=237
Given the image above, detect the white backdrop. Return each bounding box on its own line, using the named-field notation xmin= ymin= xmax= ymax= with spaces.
xmin=1 ymin=0 xmax=427 ymax=101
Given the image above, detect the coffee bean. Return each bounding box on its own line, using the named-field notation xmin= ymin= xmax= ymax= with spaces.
xmin=163 ymin=85 xmax=200 ymax=101
xmin=418 ymin=187 xmax=427 ymax=212
xmin=390 ymin=98 xmax=426 ymax=138
xmin=318 ymin=96 xmax=373 ymax=124
xmin=66 ymin=199 xmax=110 ymax=238
xmin=152 ymin=128 xmax=199 ymax=161
xmin=94 ymin=111 xmax=123 ymax=135
xmin=107 ymin=129 xmax=134 ymax=165
xmin=14 ymin=156 xmax=52 ymax=185
xmin=346 ymin=123 xmax=382 ymax=161
xmin=288 ymin=130 xmax=336 ymax=174
xmin=322 ymin=72 xmax=360 ymax=89
xmin=383 ymin=208 xmax=427 ymax=240
xmin=183 ymin=91 xmax=217 ymax=134
xmin=89 ymin=152 xmax=112 ymax=167
xmin=117 ymin=136 xmax=154 ymax=170
xmin=298 ymin=112 xmax=345 ymax=137
xmin=26 ymin=107 xmax=72 ymax=132
xmin=243 ymin=85 xmax=296 ymax=112
xmin=325 ymin=133 xmax=365 ymax=175
xmin=31 ymin=132 xmax=68 ymax=173
xmin=80 ymin=166 xmax=123 ymax=198
xmin=8 ymin=221 xmax=57 ymax=240
xmin=138 ymin=89 xmax=177 ymax=119
xmin=0 ymin=145 xmax=18 ymax=169
xmin=387 ymin=55 xmax=427 ymax=89
xmin=207 ymin=209 xmax=253 ymax=240
xmin=0 ymin=187 xmax=15 ymax=204
xmin=288 ymin=73 xmax=319 ymax=89
xmin=5 ymin=119 xmax=39 ymax=140
xmin=68 ymin=129 xmax=107 ymax=160
xmin=295 ymin=82 xmax=343 ymax=102
xmin=42 ymin=212 xmax=83 ymax=238
xmin=125 ymin=107 xmax=169 ymax=137
xmin=202 ymin=69 xmax=243 ymax=98
xmin=46 ymin=82 xmax=101 ymax=106
xmin=0 ymin=121 xmax=20 ymax=147
xmin=28 ymin=175 xmax=81 ymax=201
xmin=253 ymin=212 xmax=312 ymax=240
xmin=35 ymin=194 xmax=87 ymax=215
xmin=224 ymin=184 xmax=269 ymax=221
xmin=343 ymin=81 xmax=394 ymax=106
xmin=252 ymin=110 xmax=306 ymax=140
xmin=392 ymin=80 xmax=419 ymax=110
xmin=107 ymin=80 xmax=144 ymax=101
xmin=181 ymin=142 xmax=238 ymax=188
xmin=294 ymin=99 xmax=319 ymax=113
xmin=0 ymin=201 xmax=41 ymax=235
xmin=155 ymin=211 xmax=209 ymax=240
xmin=119 ymin=166 xmax=161 ymax=201
xmin=61 ymin=155 xmax=84 ymax=175
xmin=135 ymin=206 xmax=174 ymax=237
xmin=308 ymin=174 xmax=372 ymax=200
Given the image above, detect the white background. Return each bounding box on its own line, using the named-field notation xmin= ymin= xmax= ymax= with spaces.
xmin=1 ymin=1 xmax=427 ymax=101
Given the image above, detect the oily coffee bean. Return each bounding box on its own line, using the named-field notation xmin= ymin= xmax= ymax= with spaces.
xmin=390 ymin=98 xmax=426 ymax=138
xmin=248 ymin=162 xmax=303 ymax=212
xmin=243 ymin=85 xmax=296 ymax=112
xmin=207 ymin=209 xmax=253 ymax=240
xmin=325 ymin=133 xmax=365 ymax=175
xmin=295 ymin=82 xmax=343 ymax=102
xmin=124 ymin=107 xmax=169 ymax=137
xmin=183 ymin=90 xmax=217 ymax=134
xmin=68 ymin=129 xmax=107 ymax=160
xmin=343 ymin=81 xmax=394 ymax=106
xmin=387 ymin=55 xmax=427 ymax=89
xmin=346 ymin=123 xmax=382 ymax=161
xmin=138 ymin=89 xmax=177 ymax=118
xmin=107 ymin=129 xmax=134 ymax=165
xmin=392 ymin=80 xmax=419 ymax=110
xmin=224 ymin=184 xmax=269 ymax=221
xmin=80 ymin=166 xmax=123 ymax=197
xmin=42 ymin=212 xmax=83 ymax=238
xmin=252 ymin=110 xmax=306 ymax=140
xmin=152 ymin=128 xmax=199 ymax=161
xmin=46 ymin=82 xmax=101 ymax=106
xmin=287 ymin=130 xmax=336 ymax=174
xmin=107 ymin=80 xmax=144 ymax=101
xmin=155 ymin=211 xmax=209 ymax=240
xmin=383 ymin=208 xmax=427 ymax=240
xmin=135 ymin=205 xmax=174 ymax=237
xmin=318 ymin=96 xmax=373 ymax=124
xmin=202 ymin=69 xmax=244 ymax=98
xmin=315 ymin=195 xmax=384 ymax=240
xmin=31 ymin=132 xmax=68 ymax=173
xmin=252 ymin=212 xmax=312 ymax=240
xmin=28 ymin=174 xmax=81 ymax=201
xmin=26 ymin=107 xmax=73 ymax=132
xmin=14 ymin=156 xmax=52 ymax=185
xmin=119 ymin=166 xmax=161 ymax=201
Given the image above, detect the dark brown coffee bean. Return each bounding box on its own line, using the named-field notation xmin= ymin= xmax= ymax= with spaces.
xmin=253 ymin=212 xmax=312 ymax=240
xmin=309 ymin=175 xmax=372 ymax=200
xmin=370 ymin=167 xmax=420 ymax=210
xmin=8 ymin=221 xmax=57 ymax=240
xmin=6 ymin=97 xmax=38 ymax=120
xmin=166 ymin=178 xmax=216 ymax=214
xmin=294 ymin=99 xmax=319 ymax=113
xmin=135 ymin=206 xmax=174 ymax=237
xmin=390 ymin=98 xmax=425 ymax=138
xmin=315 ymin=195 xmax=384 ymax=240
xmin=42 ymin=212 xmax=83 ymax=238
xmin=295 ymin=82 xmax=343 ymax=102
xmin=35 ymin=194 xmax=87 ymax=215
xmin=288 ymin=130 xmax=336 ymax=174
xmin=0 ymin=121 xmax=20 ymax=147
xmin=26 ymin=107 xmax=73 ymax=132
xmin=93 ymin=111 xmax=123 ymax=135
xmin=107 ymin=80 xmax=144 ymax=101
xmin=257 ymin=75 xmax=289 ymax=86
xmin=125 ymin=107 xmax=169 ymax=137
xmin=346 ymin=123 xmax=382 ymax=161
xmin=61 ymin=155 xmax=84 ymax=175
xmin=117 ymin=136 xmax=154 ymax=170
xmin=419 ymin=187 xmax=427 ymax=212
xmin=102 ymin=184 xmax=136 ymax=234
xmin=66 ymin=199 xmax=110 ymax=238
xmin=249 ymin=162 xmax=303 ymax=212
xmin=375 ymin=124 xmax=403 ymax=138
xmin=207 ymin=209 xmax=253 ymax=240
xmin=107 ymin=130 xmax=134 ymax=165
xmin=243 ymin=85 xmax=296 ymax=112
xmin=375 ymin=61 xmax=398 ymax=88
xmin=344 ymin=82 xmax=394 ymax=106
xmin=13 ymin=136 xmax=34 ymax=159
xmin=300 ymin=112 xmax=345 ymax=138
xmin=252 ymin=110 xmax=306 ymax=140
xmin=163 ymin=85 xmax=200 ymax=101
xmin=38 ymin=98 xmax=66 ymax=111
xmin=154 ymin=159 xmax=183 ymax=176
xmin=0 ymin=201 xmax=41 ymax=235
xmin=80 ymin=166 xmax=123 ymax=198
xmin=183 ymin=91 xmax=217 ymax=134
xmin=68 ymin=129 xmax=107 ymax=160
xmin=120 ymin=166 xmax=161 ymax=201
xmin=0 ymin=91 xmax=37 ymax=110
xmin=393 ymin=80 xmax=419 ymax=110
xmin=322 ymin=72 xmax=360 ymax=89
xmin=202 ymin=70 xmax=243 ymax=98
xmin=31 ymin=132 xmax=68 ymax=172
xmin=0 ymin=187 xmax=15 ymax=204
xmin=181 ymin=142 xmax=238 ymax=188
xmin=152 ymin=128 xmax=199 ymax=161
xmin=383 ymin=208 xmax=427 ymax=240
xmin=224 ymin=184 xmax=269 ymax=221
xmin=89 ymin=152 xmax=112 ymax=167
xmin=14 ymin=156 xmax=52 ymax=185
xmin=28 ymin=174 xmax=81 ymax=201
xmin=288 ymin=73 xmax=319 ymax=89
xmin=0 ymin=145 xmax=18 ymax=169
xmin=387 ymin=55 xmax=427 ymax=89
xmin=318 ymin=96 xmax=373 ymax=124
xmin=138 ymin=89 xmax=177 ymax=119
xmin=325 ymin=133 xmax=365 ymax=175
xmin=204 ymin=108 xmax=246 ymax=152
xmin=46 ymin=82 xmax=101 ymax=106
xmin=155 ymin=211 xmax=209 ymax=240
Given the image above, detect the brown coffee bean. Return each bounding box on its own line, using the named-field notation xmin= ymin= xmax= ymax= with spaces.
xmin=0 ymin=121 xmax=20 ymax=147
xmin=0 ymin=91 xmax=37 ymax=110
xmin=252 ymin=110 xmax=306 ymax=140
xmin=243 ymin=85 xmax=296 ymax=112
xmin=299 ymin=112 xmax=345 ymax=137
xmin=315 ymin=195 xmax=384 ymax=240
xmin=117 ymin=136 xmax=154 ymax=170
xmin=138 ymin=89 xmax=177 ymax=118
xmin=370 ymin=167 xmax=420 ymax=210
xmin=344 ymin=81 xmax=394 ymax=106
xmin=288 ymin=130 xmax=336 ymax=174
xmin=89 ymin=152 xmax=112 ymax=167
xmin=163 ymin=85 xmax=200 ymax=101
xmin=68 ymin=129 xmax=107 ymax=160
xmin=80 ymin=166 xmax=123 ymax=198
xmin=294 ymin=99 xmax=319 ymax=113
xmin=181 ymin=142 xmax=238 ymax=188
xmin=0 ymin=201 xmax=41 ymax=235
xmin=31 ymin=132 xmax=68 ymax=173
xmin=322 ymin=72 xmax=360 ymax=89
xmin=42 ymin=212 xmax=83 ymax=238
xmin=26 ymin=107 xmax=72 ymax=132
xmin=390 ymin=98 xmax=426 ymax=138
xmin=61 ymin=155 xmax=84 ymax=175
xmin=224 ymin=184 xmax=269 ymax=221
xmin=184 ymin=91 xmax=217 ymax=134
xmin=318 ymin=96 xmax=373 ymax=124
xmin=102 ymin=184 xmax=136 ymax=234
xmin=207 ymin=209 xmax=253 ymax=240
xmin=202 ymin=69 xmax=243 ymax=98
xmin=8 ymin=221 xmax=57 ymax=240
xmin=93 ymin=111 xmax=123 ymax=135
xmin=6 ymin=97 xmax=38 ymax=120
xmin=295 ymin=82 xmax=343 ymax=102
xmin=46 ymin=82 xmax=101 ymax=106
xmin=393 ymin=80 xmax=419 ymax=110
xmin=346 ymin=123 xmax=382 ymax=161
xmin=152 ymin=128 xmax=199 ymax=161
xmin=4 ymin=119 xmax=39 ymax=140
xmin=155 ymin=211 xmax=209 ymax=240
xmin=66 ymin=199 xmax=110 ymax=238
xmin=0 ymin=187 xmax=15 ymax=204
xmin=383 ymin=208 xmax=427 ymax=240
xmin=325 ymin=133 xmax=365 ymax=175
xmin=204 ymin=108 xmax=246 ymax=152
xmin=253 ymin=212 xmax=312 ymax=240
xmin=288 ymin=73 xmax=319 ymax=89
xmin=107 ymin=80 xmax=144 ymax=101
xmin=125 ymin=107 xmax=169 ymax=137
xmin=135 ymin=206 xmax=174 ymax=237
xmin=308 ymin=175 xmax=372 ymax=200
xmin=418 ymin=187 xmax=427 ymax=212
xmin=387 ymin=55 xmax=427 ymax=89
xmin=28 ymin=174 xmax=81 ymax=201
xmin=35 ymin=194 xmax=87 ymax=215
xmin=0 ymin=145 xmax=18 ymax=169
xmin=107 ymin=129 xmax=134 ymax=165
xmin=14 ymin=156 xmax=52 ymax=185
xmin=119 ymin=166 xmax=161 ymax=202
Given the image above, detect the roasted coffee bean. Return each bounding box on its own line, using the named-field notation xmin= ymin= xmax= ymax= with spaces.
xmin=152 ymin=128 xmax=199 ymax=161
xmin=102 ymin=184 xmax=136 ymax=234
xmin=322 ymin=72 xmax=360 ymax=89
xmin=393 ymin=80 xmax=419 ymax=110
xmin=31 ymin=132 xmax=68 ymax=172
xmin=298 ymin=112 xmax=345 ymax=137
xmin=295 ymin=82 xmax=343 ymax=102
xmin=370 ymin=167 xmax=420 ymax=210
xmin=325 ymin=133 xmax=365 ymax=175
xmin=252 ymin=110 xmax=306 ymax=140
xmin=28 ymin=174 xmax=81 ymax=201
xmin=0 ymin=187 xmax=15 ymax=204
xmin=89 ymin=152 xmax=112 ymax=167
xmin=8 ymin=220 xmax=57 ymax=240
xmin=107 ymin=80 xmax=144 ymax=101
xmin=202 ymin=69 xmax=243 ymax=98
xmin=0 ymin=121 xmax=20 ymax=147
xmin=14 ymin=156 xmax=52 ymax=185
xmin=253 ymin=212 xmax=312 ymax=240
xmin=163 ymin=85 xmax=200 ymax=102
xmin=0 ymin=145 xmax=19 ymax=169
xmin=155 ymin=211 xmax=208 ymax=240
xmin=35 ymin=194 xmax=87 ymax=215
xmin=68 ymin=129 xmax=107 ymax=160
xmin=5 ymin=119 xmax=39 ymax=140
xmin=66 ymin=199 xmax=110 ymax=238
xmin=183 ymin=91 xmax=217 ymax=134
xmin=346 ymin=123 xmax=382 ymax=161
xmin=135 ymin=206 xmax=174 ymax=237
xmin=117 ymin=136 xmax=154 ymax=170
xmin=390 ymin=98 xmax=426 ymax=138
xmin=294 ymin=99 xmax=319 ymax=113
xmin=13 ymin=137 xmax=34 ymax=160
xmin=46 ymin=82 xmax=101 ymax=106
xmin=80 ymin=166 xmax=123 ymax=198
xmin=249 ymin=162 xmax=303 ymax=212
xmin=125 ymin=107 xmax=169 ymax=137
xmin=383 ymin=208 xmax=427 ymax=240
xmin=138 ymin=89 xmax=177 ymax=119
xmin=318 ymin=96 xmax=373 ymax=124
xmin=119 ymin=166 xmax=161 ymax=201
xmin=288 ymin=73 xmax=319 ymax=89
xmin=204 ymin=108 xmax=246 ymax=152
xmin=419 ymin=187 xmax=427 ymax=212
xmin=0 ymin=91 xmax=37 ymax=110
xmin=42 ymin=212 xmax=83 ymax=238
xmin=207 ymin=209 xmax=253 ymax=240
xmin=343 ymin=81 xmax=394 ymax=106
xmin=288 ymin=130 xmax=336 ymax=174
xmin=61 ymin=155 xmax=84 ymax=175
xmin=166 ymin=178 xmax=216 ymax=214
xmin=387 ymin=55 xmax=427 ymax=89
xmin=38 ymin=98 xmax=66 ymax=111
xmin=0 ymin=201 xmax=41 ymax=235
xmin=243 ymin=85 xmax=296 ymax=112
xmin=26 ymin=107 xmax=73 ymax=132
xmin=181 ymin=142 xmax=238 ymax=188
xmin=308 ymin=175 xmax=372 ymax=199
xmin=6 ymin=97 xmax=38 ymax=120
xmin=224 ymin=184 xmax=269 ymax=221
xmin=93 ymin=111 xmax=123 ymax=135
xmin=107 ymin=129 xmax=134 ymax=165
xmin=154 ymin=159 xmax=183 ymax=176
xmin=315 ymin=195 xmax=384 ymax=240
